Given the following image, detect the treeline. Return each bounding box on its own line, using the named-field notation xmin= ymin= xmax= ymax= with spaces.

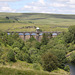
xmin=1 ymin=25 xmax=75 ymax=72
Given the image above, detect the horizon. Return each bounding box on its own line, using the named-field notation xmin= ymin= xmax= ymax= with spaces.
xmin=0 ymin=0 xmax=75 ymax=14
xmin=0 ymin=12 xmax=75 ymax=15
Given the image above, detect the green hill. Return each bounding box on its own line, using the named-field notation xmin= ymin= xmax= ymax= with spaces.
xmin=0 ymin=13 xmax=75 ymax=32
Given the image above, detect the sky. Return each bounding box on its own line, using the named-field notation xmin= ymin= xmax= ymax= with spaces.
xmin=0 ymin=0 xmax=75 ymax=14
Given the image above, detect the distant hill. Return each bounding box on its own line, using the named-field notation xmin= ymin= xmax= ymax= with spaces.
xmin=0 ymin=13 xmax=75 ymax=32
xmin=0 ymin=13 xmax=75 ymax=23
xmin=0 ymin=13 xmax=75 ymax=22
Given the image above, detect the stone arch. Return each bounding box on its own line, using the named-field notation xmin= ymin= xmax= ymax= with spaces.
xmin=31 ymin=33 xmax=36 ymax=39
xmin=19 ymin=33 xmax=24 ymax=40
xmin=25 ymin=33 xmax=31 ymax=40
xmin=52 ymin=33 xmax=57 ymax=37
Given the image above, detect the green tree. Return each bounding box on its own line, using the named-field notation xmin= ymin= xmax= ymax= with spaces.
xmin=35 ymin=41 xmax=41 ymax=49
xmin=41 ymin=33 xmax=49 ymax=45
xmin=64 ymin=65 xmax=70 ymax=72
xmin=41 ymin=52 xmax=59 ymax=72
xmin=70 ymin=52 xmax=75 ymax=63
xmin=12 ymin=33 xmax=19 ymax=40
xmin=7 ymin=50 xmax=16 ymax=62
xmin=64 ymin=25 xmax=75 ymax=43
xmin=28 ymin=36 xmax=36 ymax=42
xmin=64 ymin=32 xmax=73 ymax=43
xmin=12 ymin=41 xmax=23 ymax=49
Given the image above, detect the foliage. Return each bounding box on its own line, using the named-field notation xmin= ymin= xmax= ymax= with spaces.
xmin=64 ymin=26 xmax=75 ymax=43
xmin=41 ymin=33 xmax=49 ymax=45
xmin=64 ymin=65 xmax=70 ymax=72
xmin=70 ymin=52 xmax=75 ymax=63
xmin=49 ymin=49 xmax=66 ymax=62
xmin=64 ymin=32 xmax=74 ymax=43
xmin=0 ymin=67 xmax=67 ymax=75
xmin=0 ymin=26 xmax=74 ymax=73
xmin=7 ymin=50 xmax=16 ymax=62
xmin=41 ymin=52 xmax=59 ymax=72
xmin=33 ymin=63 xmax=40 ymax=70
xmin=28 ymin=36 xmax=36 ymax=42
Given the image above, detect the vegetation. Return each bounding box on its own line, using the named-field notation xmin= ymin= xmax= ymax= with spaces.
xmin=41 ymin=52 xmax=59 ymax=71
xmin=1 ymin=13 xmax=75 ymax=74
xmin=64 ymin=65 xmax=70 ymax=72
xmin=0 ymin=67 xmax=69 ymax=75
xmin=0 ymin=13 xmax=75 ymax=32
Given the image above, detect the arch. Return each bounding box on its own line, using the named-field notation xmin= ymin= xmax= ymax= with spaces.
xmin=25 ymin=33 xmax=30 ymax=35
xmin=39 ymin=33 xmax=43 ymax=35
xmin=7 ymin=33 xmax=10 ymax=35
xmin=19 ymin=33 xmax=24 ymax=35
xmin=52 ymin=33 xmax=57 ymax=36
xmin=31 ymin=33 xmax=36 ymax=35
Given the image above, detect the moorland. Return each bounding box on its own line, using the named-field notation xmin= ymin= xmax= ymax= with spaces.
xmin=1 ymin=13 xmax=75 ymax=75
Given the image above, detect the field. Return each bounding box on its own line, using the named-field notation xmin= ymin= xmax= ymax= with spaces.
xmin=0 ymin=13 xmax=75 ymax=32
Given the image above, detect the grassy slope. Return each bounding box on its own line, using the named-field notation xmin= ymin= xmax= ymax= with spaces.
xmin=0 ymin=13 xmax=75 ymax=32
xmin=0 ymin=61 xmax=69 ymax=75
xmin=0 ymin=67 xmax=69 ymax=75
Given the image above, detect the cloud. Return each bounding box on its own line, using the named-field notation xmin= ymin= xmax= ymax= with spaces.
xmin=69 ymin=0 xmax=75 ymax=4
xmin=0 ymin=0 xmax=21 ymax=1
xmin=0 ymin=6 xmax=16 ymax=12
xmin=38 ymin=0 xmax=45 ymax=5
xmin=49 ymin=0 xmax=75 ymax=4
xmin=0 ymin=2 xmax=16 ymax=12
xmin=21 ymin=0 xmax=49 ymax=13
xmin=50 ymin=3 xmax=66 ymax=7
xmin=0 ymin=0 xmax=75 ymax=14
xmin=21 ymin=0 xmax=67 ymax=13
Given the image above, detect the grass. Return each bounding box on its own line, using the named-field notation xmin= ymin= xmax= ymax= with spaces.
xmin=0 ymin=67 xmax=50 ymax=75
xmin=0 ymin=61 xmax=70 ymax=75
xmin=0 ymin=13 xmax=75 ymax=32
xmin=0 ymin=67 xmax=70 ymax=75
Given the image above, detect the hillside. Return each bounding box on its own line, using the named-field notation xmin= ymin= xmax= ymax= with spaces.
xmin=0 ymin=61 xmax=69 ymax=75
xmin=0 ymin=13 xmax=75 ymax=32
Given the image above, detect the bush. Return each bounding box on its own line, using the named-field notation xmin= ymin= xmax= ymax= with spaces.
xmin=7 ymin=50 xmax=16 ymax=62
xmin=41 ymin=52 xmax=59 ymax=72
xmin=64 ymin=65 xmax=70 ymax=72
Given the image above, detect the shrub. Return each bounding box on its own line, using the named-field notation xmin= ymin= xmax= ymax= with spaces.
xmin=64 ymin=65 xmax=70 ymax=72
xmin=41 ymin=52 xmax=59 ymax=72
xmin=7 ymin=50 xmax=16 ymax=62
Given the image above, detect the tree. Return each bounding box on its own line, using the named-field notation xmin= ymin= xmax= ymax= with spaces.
xmin=41 ymin=52 xmax=59 ymax=72
xmin=64 ymin=65 xmax=70 ymax=72
xmin=7 ymin=36 xmax=14 ymax=46
xmin=12 ymin=41 xmax=23 ymax=49
xmin=6 ymin=16 xmax=9 ymax=19
xmin=41 ymin=33 xmax=49 ymax=45
xmin=28 ymin=36 xmax=36 ymax=42
xmin=35 ymin=41 xmax=41 ymax=49
xmin=7 ymin=50 xmax=16 ymax=62
xmin=70 ymin=52 xmax=75 ymax=63
xmin=64 ymin=32 xmax=73 ymax=43
xmin=68 ymin=25 xmax=75 ymax=34
xmin=12 ymin=33 xmax=19 ymax=40
xmin=16 ymin=51 xmax=29 ymax=62
xmin=64 ymin=26 xmax=75 ymax=43
xmin=49 ymin=49 xmax=66 ymax=62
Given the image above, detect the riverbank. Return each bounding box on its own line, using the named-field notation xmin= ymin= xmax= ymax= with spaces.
xmin=66 ymin=63 xmax=75 ymax=75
